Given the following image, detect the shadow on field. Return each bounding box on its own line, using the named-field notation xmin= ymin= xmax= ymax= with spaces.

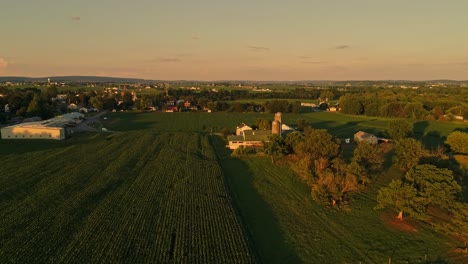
xmin=211 ymin=136 xmax=302 ymax=264
xmin=0 ymin=132 xmax=101 ymax=155
xmin=412 ymin=121 xmax=444 ymax=147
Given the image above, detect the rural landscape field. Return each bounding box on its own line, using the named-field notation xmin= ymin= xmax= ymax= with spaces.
xmin=1 ymin=111 xmax=467 ymax=263
xmin=2 ymin=2 xmax=468 ymax=263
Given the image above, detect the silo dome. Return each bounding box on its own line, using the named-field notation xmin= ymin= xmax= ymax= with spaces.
xmin=274 ymin=112 xmax=282 ymax=123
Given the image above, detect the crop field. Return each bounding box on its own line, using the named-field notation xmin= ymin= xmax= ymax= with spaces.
xmin=0 ymin=132 xmax=255 ymax=263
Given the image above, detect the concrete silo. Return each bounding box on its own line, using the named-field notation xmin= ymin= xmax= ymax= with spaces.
xmin=272 ymin=120 xmax=281 ymax=135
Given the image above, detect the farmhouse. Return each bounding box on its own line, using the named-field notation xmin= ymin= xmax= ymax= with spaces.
xmin=228 ymin=112 xmax=289 ymax=149
xmin=227 ymin=130 xmax=272 ymax=150
xmin=236 ymin=123 xmax=252 ymax=135
xmin=0 ymin=112 xmax=84 ymax=140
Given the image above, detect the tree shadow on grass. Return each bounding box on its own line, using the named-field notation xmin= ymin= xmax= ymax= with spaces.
xmin=211 ymin=136 xmax=303 ymax=264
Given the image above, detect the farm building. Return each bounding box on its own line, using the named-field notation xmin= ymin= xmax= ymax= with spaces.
xmin=0 ymin=112 xmax=84 ymax=140
xmin=227 ymin=130 xmax=272 ymax=149
xmin=236 ymin=123 xmax=252 ymax=135
xmin=1 ymin=121 xmax=66 ymax=140
xmin=228 ymin=112 xmax=293 ymax=149
xmin=354 ymin=131 xmax=378 ymax=144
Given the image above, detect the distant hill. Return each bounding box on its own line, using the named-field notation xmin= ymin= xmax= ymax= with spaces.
xmin=0 ymin=76 xmax=147 ymax=83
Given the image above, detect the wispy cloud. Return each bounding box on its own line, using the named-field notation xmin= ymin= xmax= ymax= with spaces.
xmin=300 ymin=61 xmax=326 ymax=64
xmin=248 ymin=46 xmax=270 ymax=51
xmin=191 ymin=34 xmax=200 ymax=40
xmin=0 ymin=57 xmax=8 ymax=71
xmin=298 ymin=56 xmax=312 ymax=59
xmin=154 ymin=57 xmax=181 ymax=63
xmin=71 ymin=16 xmax=81 ymax=21
xmin=335 ymin=45 xmax=350 ymax=50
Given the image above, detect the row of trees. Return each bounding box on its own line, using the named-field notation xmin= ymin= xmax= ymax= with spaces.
xmin=339 ymin=93 xmax=468 ymax=121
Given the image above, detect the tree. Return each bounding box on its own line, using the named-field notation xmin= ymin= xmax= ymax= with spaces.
xmin=294 ymin=128 xmax=340 ymax=172
xmin=387 ymin=119 xmax=413 ymax=141
xmin=339 ymin=94 xmax=363 ymax=115
xmin=263 ymin=134 xmax=288 ymax=163
xmin=90 ymin=96 xmax=103 ymax=111
xmin=376 ymin=180 xmax=422 ymax=220
xmin=285 ymin=131 xmax=305 ymax=153
xmin=431 ymin=105 xmax=444 ymax=120
xmin=350 ymin=142 xmax=384 ymax=184
xmin=446 ymin=131 xmax=468 ymax=154
xmin=320 ymin=90 xmax=334 ymax=102
xmin=290 ymin=101 xmax=302 ymax=114
xmin=404 ymin=102 xmax=428 ymax=120
xmin=404 ymin=164 xmax=461 ymax=209
xmin=393 ymin=138 xmax=426 ymax=171
xmin=26 ymin=94 xmax=41 ymax=117
xmin=296 ymin=119 xmax=309 ymax=131
xmin=46 ymin=86 xmax=58 ymax=99
xmin=311 ymin=159 xmax=359 ymax=207
xmin=377 ymin=165 xmax=462 ymax=220
xmin=256 ymin=118 xmax=271 ymax=131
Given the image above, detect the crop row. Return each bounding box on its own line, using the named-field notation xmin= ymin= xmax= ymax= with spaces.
xmin=0 ymin=132 xmax=255 ymax=263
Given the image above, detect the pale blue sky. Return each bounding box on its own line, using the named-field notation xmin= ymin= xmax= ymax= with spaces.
xmin=1 ymin=0 xmax=467 ymax=80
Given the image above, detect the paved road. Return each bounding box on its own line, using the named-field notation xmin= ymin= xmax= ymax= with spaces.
xmin=73 ymin=111 xmax=109 ymax=132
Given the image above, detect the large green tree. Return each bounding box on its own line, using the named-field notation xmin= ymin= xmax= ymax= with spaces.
xmin=387 ymin=119 xmax=413 ymax=141
xmin=376 ymin=180 xmax=422 ymax=220
xmin=312 ymin=159 xmax=359 ymax=207
xmin=263 ymin=134 xmax=288 ymax=163
xmin=349 ymin=141 xmax=384 ymax=184
xmin=257 ymin=118 xmax=271 ymax=131
xmin=404 ymin=102 xmax=428 ymax=120
xmin=377 ymin=165 xmax=462 ymax=220
xmin=405 ymin=164 xmax=461 ymax=209
xmin=393 ymin=138 xmax=425 ymax=171
xmin=445 ymin=131 xmax=468 ymax=154
xmin=294 ymin=128 xmax=340 ymax=172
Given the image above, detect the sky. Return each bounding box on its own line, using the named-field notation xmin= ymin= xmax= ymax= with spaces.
xmin=1 ymin=0 xmax=468 ymax=80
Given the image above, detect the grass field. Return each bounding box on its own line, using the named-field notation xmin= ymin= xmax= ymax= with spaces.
xmin=101 ymin=111 xmax=467 ymax=146
xmin=0 ymin=132 xmax=255 ymax=263
xmin=1 ymin=111 xmax=467 ymax=263
xmin=212 ymin=136 xmax=460 ymax=263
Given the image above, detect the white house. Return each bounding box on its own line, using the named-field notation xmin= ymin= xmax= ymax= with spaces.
xmin=236 ymin=123 xmax=253 ymax=136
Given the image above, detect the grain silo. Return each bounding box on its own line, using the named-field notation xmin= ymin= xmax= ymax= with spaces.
xmin=274 ymin=112 xmax=282 ymax=123
xmin=272 ymin=120 xmax=281 ymax=135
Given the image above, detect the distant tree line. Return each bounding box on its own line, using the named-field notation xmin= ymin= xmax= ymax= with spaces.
xmin=339 ymin=88 xmax=468 ymax=121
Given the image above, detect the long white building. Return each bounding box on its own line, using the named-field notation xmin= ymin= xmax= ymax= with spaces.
xmin=1 ymin=122 xmax=66 ymax=140
xmin=0 ymin=112 xmax=84 ymax=140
